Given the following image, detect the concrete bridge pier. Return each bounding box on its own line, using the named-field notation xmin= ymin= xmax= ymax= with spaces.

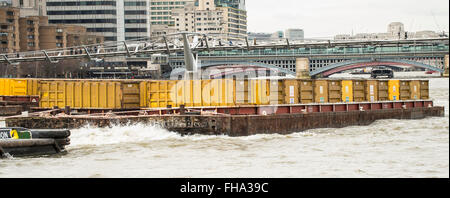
xmin=444 ymin=55 xmax=449 ymax=77
xmin=296 ymin=58 xmax=311 ymax=79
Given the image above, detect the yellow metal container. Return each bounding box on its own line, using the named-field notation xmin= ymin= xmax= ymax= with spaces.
xmin=328 ymin=80 xmax=342 ymax=103
xmin=352 ymin=80 xmax=365 ymax=102
xmin=378 ymin=80 xmax=389 ymax=101
xmin=39 ymin=80 xmax=67 ymax=108
xmin=201 ymin=80 xmax=212 ymax=106
xmin=235 ymin=79 xmax=250 ymax=105
xmin=284 ymin=79 xmax=299 ymax=104
xmin=202 ymin=79 xmax=235 ymax=107
xmin=193 ymin=80 xmax=203 ymax=106
xmin=223 ymin=79 xmax=235 ymax=106
xmin=341 ymin=80 xmax=353 ymax=103
xmin=419 ymin=80 xmax=429 ymax=99
xmin=140 ymin=80 xmax=176 ymax=108
xmin=251 ymin=79 xmax=270 ymax=105
xmin=365 ymin=80 xmax=378 ymax=102
xmin=174 ymin=80 xmax=193 ymax=107
xmin=121 ymin=82 xmax=141 ymax=108
xmin=388 ymin=80 xmax=400 ymax=101
xmin=399 ymin=80 xmax=411 ymax=100
xmin=39 ymin=80 xmax=124 ymax=109
xmin=409 ymin=80 xmax=420 ymax=100
xmin=314 ymin=80 xmax=328 ymax=103
xmin=0 ymin=78 xmax=39 ymax=96
xmin=299 ymin=80 xmax=314 ymax=104
xmin=268 ymin=80 xmax=284 ymax=105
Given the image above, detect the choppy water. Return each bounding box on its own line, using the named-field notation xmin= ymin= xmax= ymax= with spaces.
xmin=0 ymin=77 xmax=448 ymax=178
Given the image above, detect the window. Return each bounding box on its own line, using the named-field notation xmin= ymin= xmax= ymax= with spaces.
xmin=56 ymin=29 xmax=63 ymax=33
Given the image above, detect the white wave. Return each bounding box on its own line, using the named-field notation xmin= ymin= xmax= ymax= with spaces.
xmin=68 ymin=123 xmax=182 ymax=147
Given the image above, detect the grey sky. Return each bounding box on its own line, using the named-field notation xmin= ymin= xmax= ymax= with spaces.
xmin=246 ymin=0 xmax=449 ymax=38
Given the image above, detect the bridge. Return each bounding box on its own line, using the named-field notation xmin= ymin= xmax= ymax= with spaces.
xmin=0 ymin=32 xmax=448 ymax=78
xmin=166 ymin=38 xmax=449 ymax=78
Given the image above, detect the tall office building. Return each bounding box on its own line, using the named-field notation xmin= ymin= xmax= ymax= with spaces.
xmin=46 ymin=0 xmax=150 ymax=42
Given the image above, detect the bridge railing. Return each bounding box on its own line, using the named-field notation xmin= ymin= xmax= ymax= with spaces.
xmin=181 ymin=45 xmax=449 ymax=57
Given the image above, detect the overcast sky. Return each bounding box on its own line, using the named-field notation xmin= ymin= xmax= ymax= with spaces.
xmin=246 ymin=0 xmax=449 ymax=38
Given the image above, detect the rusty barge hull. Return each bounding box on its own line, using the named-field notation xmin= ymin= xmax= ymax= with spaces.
xmin=5 ymin=105 xmax=444 ymax=137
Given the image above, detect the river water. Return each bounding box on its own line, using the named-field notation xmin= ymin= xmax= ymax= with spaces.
xmin=0 ymin=77 xmax=448 ymax=178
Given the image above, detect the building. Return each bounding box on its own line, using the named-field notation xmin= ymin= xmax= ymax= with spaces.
xmin=1 ymin=3 xmax=103 ymax=53
xmin=388 ymin=22 xmax=406 ymax=39
xmin=11 ymin=0 xmax=46 ymax=17
xmin=271 ymin=31 xmax=283 ymax=39
xmin=334 ymin=22 xmax=443 ymax=41
xmin=285 ymin=29 xmax=304 ymax=41
xmin=409 ymin=31 xmax=441 ymax=39
xmin=248 ymin=32 xmax=271 ymax=40
xmin=171 ymin=0 xmax=247 ymax=41
xmin=172 ymin=1 xmax=224 ymax=36
xmin=216 ymin=1 xmax=247 ymax=41
xmin=18 ymin=16 xmax=47 ymax=51
xmin=46 ymin=0 xmax=151 ymax=42
xmin=149 ymin=0 xmax=193 ymax=27
xmin=39 ymin=24 xmax=104 ymax=50
xmin=0 ymin=6 xmax=20 ymax=53
xmin=214 ymin=0 xmax=245 ymax=10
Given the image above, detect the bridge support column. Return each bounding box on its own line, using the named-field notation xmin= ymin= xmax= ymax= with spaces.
xmin=295 ymin=58 xmax=310 ymax=79
xmin=444 ymin=55 xmax=449 ymax=77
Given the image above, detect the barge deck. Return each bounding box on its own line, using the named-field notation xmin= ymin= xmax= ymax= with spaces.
xmin=4 ymin=100 xmax=445 ymax=137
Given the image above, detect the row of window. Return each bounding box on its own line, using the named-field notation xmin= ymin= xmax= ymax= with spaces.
xmin=47 ymin=1 xmax=116 ymax=6
xmin=151 ymin=11 xmax=171 ymax=15
xmin=124 ymin=2 xmax=147 ymax=6
xmin=125 ymin=19 xmax=147 ymax=24
xmin=124 ymin=10 xmax=147 ymax=15
xmin=49 ymin=19 xmax=117 ymax=24
xmin=48 ymin=19 xmax=148 ymax=24
xmin=48 ymin=10 xmax=117 ymax=15
xmin=125 ymin=28 xmax=147 ymax=33
xmin=151 ymin=21 xmax=174 ymax=25
xmin=151 ymin=16 xmax=171 ymax=20
xmin=151 ymin=1 xmax=187 ymax=5
xmin=151 ymin=6 xmax=184 ymax=10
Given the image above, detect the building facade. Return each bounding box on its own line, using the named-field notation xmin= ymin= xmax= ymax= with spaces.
xmin=334 ymin=22 xmax=443 ymax=40
xmin=170 ymin=0 xmax=247 ymax=41
xmin=18 ymin=16 xmax=47 ymax=51
xmin=285 ymin=29 xmax=304 ymax=41
xmin=0 ymin=6 xmax=20 ymax=53
xmin=149 ymin=0 xmax=193 ymax=27
xmin=1 ymin=3 xmax=103 ymax=53
xmin=11 ymin=0 xmax=47 ymax=17
xmin=46 ymin=0 xmax=150 ymax=42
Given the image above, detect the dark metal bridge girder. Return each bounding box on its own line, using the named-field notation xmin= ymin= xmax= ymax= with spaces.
xmin=310 ymin=58 xmax=445 ymax=77
xmin=198 ymin=60 xmax=296 ymax=75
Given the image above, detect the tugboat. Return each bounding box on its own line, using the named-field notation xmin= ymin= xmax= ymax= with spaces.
xmin=0 ymin=127 xmax=71 ymax=158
